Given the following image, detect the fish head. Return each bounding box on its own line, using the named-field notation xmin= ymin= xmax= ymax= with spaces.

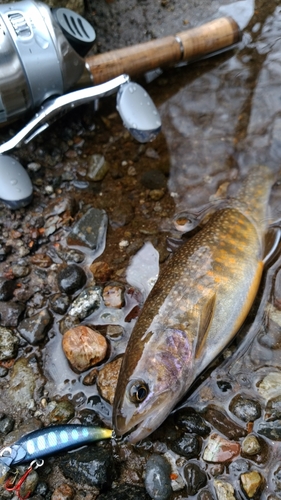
xmin=113 ymin=327 xmax=192 ymax=443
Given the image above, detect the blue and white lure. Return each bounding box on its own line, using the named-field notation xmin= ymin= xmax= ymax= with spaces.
xmin=0 ymin=424 xmax=112 ymax=499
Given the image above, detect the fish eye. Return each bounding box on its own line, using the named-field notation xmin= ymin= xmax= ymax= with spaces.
xmin=128 ymin=380 xmax=149 ymax=404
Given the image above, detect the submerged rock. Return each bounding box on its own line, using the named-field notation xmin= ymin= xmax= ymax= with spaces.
xmin=62 ymin=325 xmax=108 ymax=372
xmin=57 ymin=264 xmax=87 ymax=295
xmin=145 ymin=454 xmax=172 ymax=500
xmin=203 ymin=434 xmax=240 ymax=463
xmin=67 ymin=207 xmax=108 ymax=251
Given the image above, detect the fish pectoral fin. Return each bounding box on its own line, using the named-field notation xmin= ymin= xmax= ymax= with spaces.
xmin=195 ymin=292 xmax=216 ymax=359
xmin=263 ymin=227 xmax=281 ymax=265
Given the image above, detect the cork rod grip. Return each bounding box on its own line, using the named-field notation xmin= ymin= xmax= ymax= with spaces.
xmin=85 ymin=16 xmax=241 ymax=85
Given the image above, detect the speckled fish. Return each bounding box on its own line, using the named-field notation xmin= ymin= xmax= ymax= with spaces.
xmin=113 ymin=166 xmax=276 ymax=443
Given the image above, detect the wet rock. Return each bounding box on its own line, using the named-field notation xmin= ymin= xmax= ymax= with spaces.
xmin=204 ymin=406 xmax=246 ymax=440
xmin=62 ymin=325 xmax=108 ymax=372
xmin=90 ymin=261 xmax=114 ymax=283
xmin=103 ymin=282 xmax=125 ymax=308
xmin=184 ymin=462 xmax=207 ymax=495
xmin=213 ymin=479 xmax=236 ymax=500
xmin=68 ymin=285 xmax=102 ymax=319
xmin=229 ymin=395 xmax=261 ymax=422
xmin=203 ymin=434 xmax=240 ymax=463
xmin=0 ymin=278 xmax=16 ymax=300
xmin=9 ymin=357 xmax=36 ymax=408
xmin=34 ymin=481 xmax=49 ymax=497
xmin=67 ymin=208 xmax=108 ymax=251
xmin=47 ymin=400 xmax=75 ymax=424
xmin=170 ymin=433 xmax=201 ymax=459
xmin=241 ymin=435 xmax=261 ymax=456
xmin=217 ymin=380 xmax=232 ymax=392
xmin=57 ymin=264 xmax=87 ymax=295
xmin=0 ymin=326 xmax=18 ymax=360
xmin=49 ymin=293 xmax=70 ymax=315
xmin=258 ymin=317 xmax=281 ymax=350
xmin=59 ymin=446 xmax=115 ymax=489
xmin=83 ymin=367 xmax=98 ymax=386
xmin=97 ymin=356 xmax=122 ymax=404
xmin=257 ymin=420 xmax=281 ymax=440
xmin=30 ymin=253 xmax=53 ymax=268
xmin=0 ymin=415 xmax=15 ymax=434
xmin=0 ymin=366 xmax=8 ymax=377
xmin=97 ymin=483 xmax=150 ymax=499
xmin=44 ymin=195 xmax=78 ymax=218
xmin=257 ymin=372 xmax=281 ymax=400
xmin=17 ymin=309 xmax=53 ymax=345
xmin=54 ymin=245 xmax=85 ymax=264
xmin=141 ymin=169 xmax=167 ymax=189
xmin=51 ymin=483 xmax=75 ymax=500
xmin=265 ymin=395 xmax=281 ymax=420
xmin=0 ymin=301 xmax=25 ymax=327
xmin=175 ymin=409 xmax=210 ymax=436
xmin=240 ymin=471 xmax=263 ymax=498
xmin=106 ymin=324 xmax=124 ymax=339
xmin=145 ymin=454 xmax=172 ymax=500
xmin=87 ymin=154 xmax=109 ymax=181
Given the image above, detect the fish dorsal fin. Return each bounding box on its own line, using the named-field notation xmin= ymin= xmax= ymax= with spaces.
xmin=195 ymin=292 xmax=217 ymax=359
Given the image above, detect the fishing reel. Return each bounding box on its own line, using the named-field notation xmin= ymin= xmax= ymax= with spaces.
xmin=0 ymin=0 xmax=161 ymax=208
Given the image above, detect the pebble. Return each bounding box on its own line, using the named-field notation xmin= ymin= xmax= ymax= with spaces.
xmin=0 ymin=278 xmax=16 ymax=300
xmin=62 ymin=325 xmax=108 ymax=372
xmin=213 ymin=479 xmax=236 ymax=500
xmin=240 ymin=471 xmax=263 ymax=498
xmin=145 ymin=454 xmax=172 ymax=500
xmin=59 ymin=314 xmax=80 ymax=334
xmin=197 ymin=490 xmax=214 ymax=500
xmin=272 ymin=463 xmax=281 ymax=491
xmin=184 ymin=462 xmax=207 ymax=495
xmin=274 ymin=268 xmax=281 ymax=309
xmin=51 ymin=483 xmax=75 ymax=500
xmin=68 ymin=285 xmax=102 ymax=319
xmin=170 ymin=433 xmax=201 ymax=459
xmin=103 ymin=282 xmax=125 ymax=308
xmin=67 ymin=207 xmax=108 ymax=251
xmin=8 ymin=357 xmax=43 ymax=408
xmin=175 ymin=409 xmax=210 ymax=436
xmin=0 ymin=415 xmax=15 ymax=434
xmin=47 ymin=400 xmax=75 ymax=424
xmin=257 ymin=372 xmax=281 ymax=400
xmin=229 ymin=458 xmax=250 ymax=477
xmin=241 ymin=434 xmax=261 ymax=456
xmin=57 ymin=264 xmax=87 ymax=295
xmin=0 ymin=326 xmax=19 ymax=360
xmin=30 ymin=253 xmax=53 ymax=268
xmin=229 ymin=395 xmax=261 ymax=422
xmin=90 ymin=261 xmax=114 ymax=282
xmin=59 ymin=446 xmax=115 ymax=489
xmin=97 ymin=356 xmax=122 ymax=404
xmin=204 ymin=406 xmax=246 ymax=439
xmin=258 ymin=317 xmax=281 ymax=350
xmin=109 ymin=204 xmax=134 ymax=228
xmin=19 ymin=469 xmax=39 ymax=499
xmin=11 ymin=263 xmax=30 ymax=278
xmin=17 ymin=308 xmax=53 ymax=345
xmin=49 ymin=293 xmax=70 ymax=315
xmin=44 ymin=195 xmax=78 ymax=218
xmin=203 ymin=434 xmax=240 ymax=463
xmin=265 ymin=395 xmax=281 ymax=420
xmin=87 ymin=154 xmax=109 ymax=181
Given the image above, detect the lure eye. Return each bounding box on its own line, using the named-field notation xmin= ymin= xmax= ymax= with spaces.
xmin=128 ymin=381 xmax=149 ymax=404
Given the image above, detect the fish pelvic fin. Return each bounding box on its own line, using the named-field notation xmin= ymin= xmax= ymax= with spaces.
xmin=195 ymin=292 xmax=217 ymax=360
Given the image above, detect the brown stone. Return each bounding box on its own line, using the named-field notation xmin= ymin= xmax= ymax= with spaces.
xmin=97 ymin=356 xmax=123 ymax=404
xmin=62 ymin=326 xmax=108 ymax=372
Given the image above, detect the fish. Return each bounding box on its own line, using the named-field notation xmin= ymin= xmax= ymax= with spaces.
xmin=113 ymin=165 xmax=276 ymax=443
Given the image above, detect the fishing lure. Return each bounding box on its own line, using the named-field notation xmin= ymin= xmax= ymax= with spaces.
xmin=0 ymin=424 xmax=112 ymax=467
xmin=0 ymin=424 xmax=112 ymax=499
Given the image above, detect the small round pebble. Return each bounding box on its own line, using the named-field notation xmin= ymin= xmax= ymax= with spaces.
xmin=145 ymin=454 xmax=172 ymax=500
xmin=241 ymin=434 xmax=261 ymax=456
xmin=49 ymin=293 xmax=70 ymax=315
xmin=62 ymin=326 xmax=108 ymax=372
xmin=57 ymin=264 xmax=87 ymax=295
xmin=170 ymin=433 xmax=201 ymax=458
xmin=97 ymin=357 xmax=122 ymax=404
xmin=184 ymin=462 xmax=207 ymax=495
xmin=0 ymin=326 xmax=19 ymax=360
xmin=0 ymin=278 xmax=16 ymax=301
xmin=229 ymin=395 xmax=261 ymax=422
